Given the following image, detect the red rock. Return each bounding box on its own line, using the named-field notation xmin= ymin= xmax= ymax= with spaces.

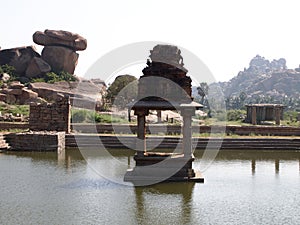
xmin=33 ymin=30 xmax=87 ymax=51
xmin=6 ymin=94 xmax=16 ymax=104
xmin=0 ymin=46 xmax=40 ymax=75
xmin=44 ymin=29 xmax=80 ymax=41
xmin=0 ymin=93 xmax=6 ymax=102
xmin=9 ymin=81 xmax=24 ymax=89
xmin=25 ymin=57 xmax=51 ymax=78
xmin=41 ymin=46 xmax=78 ymax=74
xmin=8 ymin=88 xmax=23 ymax=95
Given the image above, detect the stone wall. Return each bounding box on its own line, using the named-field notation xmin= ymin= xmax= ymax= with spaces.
xmin=29 ymin=96 xmax=70 ymax=132
xmin=72 ymin=124 xmax=300 ymax=136
xmin=0 ymin=134 xmax=9 ymax=150
xmin=5 ymin=131 xmax=65 ymax=153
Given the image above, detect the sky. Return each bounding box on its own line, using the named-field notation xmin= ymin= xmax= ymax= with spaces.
xmin=2 ymin=0 xmax=300 ymax=83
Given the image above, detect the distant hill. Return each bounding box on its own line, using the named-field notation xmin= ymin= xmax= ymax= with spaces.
xmin=205 ymin=55 xmax=300 ymax=110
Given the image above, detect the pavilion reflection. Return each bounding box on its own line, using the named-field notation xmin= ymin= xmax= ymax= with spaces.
xmin=134 ymin=182 xmax=195 ymax=224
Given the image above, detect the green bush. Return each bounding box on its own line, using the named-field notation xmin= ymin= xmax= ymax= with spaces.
xmin=0 ymin=64 xmax=17 ymax=82
xmin=31 ymin=78 xmax=46 ymax=83
xmin=71 ymin=109 xmax=128 ymax=123
xmin=284 ymin=111 xmax=298 ymax=121
xmin=0 ymin=64 xmax=15 ymax=76
xmin=227 ymin=109 xmax=246 ymax=121
xmin=46 ymin=71 xmax=77 ymax=83
xmin=214 ymin=111 xmax=227 ymax=121
xmin=71 ymin=109 xmax=88 ymax=123
xmin=31 ymin=71 xmax=78 ymax=84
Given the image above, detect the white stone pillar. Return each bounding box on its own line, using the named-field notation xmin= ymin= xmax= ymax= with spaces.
xmin=181 ymin=108 xmax=195 ymax=157
xmin=135 ymin=109 xmax=148 ymax=157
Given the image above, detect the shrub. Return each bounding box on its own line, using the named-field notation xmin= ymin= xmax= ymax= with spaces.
xmin=214 ymin=111 xmax=227 ymax=121
xmin=71 ymin=109 xmax=88 ymax=123
xmin=0 ymin=64 xmax=17 ymax=82
xmin=71 ymin=109 xmax=128 ymax=123
xmin=0 ymin=64 xmax=15 ymax=76
xmin=31 ymin=71 xmax=78 ymax=84
xmin=227 ymin=109 xmax=246 ymax=121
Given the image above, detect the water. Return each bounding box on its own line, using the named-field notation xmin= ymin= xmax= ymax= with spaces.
xmin=0 ymin=149 xmax=299 ymax=225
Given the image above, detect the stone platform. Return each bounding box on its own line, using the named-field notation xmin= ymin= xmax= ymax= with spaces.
xmin=124 ymin=152 xmax=204 ymax=185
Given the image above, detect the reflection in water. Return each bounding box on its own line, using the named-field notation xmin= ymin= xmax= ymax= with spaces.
xmin=5 ymin=148 xmax=300 ymax=175
xmin=275 ymin=159 xmax=280 ymax=174
xmin=194 ymin=150 xmax=300 ymax=175
xmin=134 ymin=182 xmax=195 ymax=225
xmin=251 ymin=159 xmax=256 ymax=175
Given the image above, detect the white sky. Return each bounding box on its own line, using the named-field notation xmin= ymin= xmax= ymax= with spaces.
xmin=2 ymin=0 xmax=300 ymax=83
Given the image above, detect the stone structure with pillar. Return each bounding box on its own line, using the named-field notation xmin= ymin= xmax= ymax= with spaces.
xmin=245 ymin=104 xmax=285 ymax=125
xmin=124 ymin=45 xmax=203 ymax=185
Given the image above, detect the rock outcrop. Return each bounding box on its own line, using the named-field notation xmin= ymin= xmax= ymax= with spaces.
xmin=28 ymin=79 xmax=106 ymax=110
xmin=25 ymin=57 xmax=51 ymax=78
xmin=0 ymin=29 xmax=87 ymax=81
xmin=0 ymin=46 xmax=40 ymax=75
xmin=0 ymin=81 xmax=40 ymax=104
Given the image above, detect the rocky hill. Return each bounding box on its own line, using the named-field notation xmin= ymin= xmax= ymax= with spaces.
xmin=208 ymin=55 xmax=300 ymax=109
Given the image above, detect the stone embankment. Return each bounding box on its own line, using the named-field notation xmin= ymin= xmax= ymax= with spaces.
xmin=65 ymin=134 xmax=300 ymax=150
xmin=0 ymin=134 xmax=10 ymax=152
xmin=71 ymin=124 xmax=300 ymax=136
xmin=5 ymin=131 xmax=65 ymax=153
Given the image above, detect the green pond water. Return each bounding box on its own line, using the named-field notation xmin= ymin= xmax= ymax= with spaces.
xmin=0 ymin=149 xmax=299 ymax=225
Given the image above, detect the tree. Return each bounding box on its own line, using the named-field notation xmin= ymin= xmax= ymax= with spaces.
xmin=106 ymin=75 xmax=138 ymax=109
xmin=197 ymin=82 xmax=212 ymax=117
xmin=197 ymin=82 xmax=209 ymax=104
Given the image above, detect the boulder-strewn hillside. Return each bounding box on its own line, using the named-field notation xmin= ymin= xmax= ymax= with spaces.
xmin=209 ymin=55 xmax=300 ymax=109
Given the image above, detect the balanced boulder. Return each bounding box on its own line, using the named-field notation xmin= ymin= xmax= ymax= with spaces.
xmin=42 ymin=46 xmax=79 ymax=74
xmin=33 ymin=29 xmax=87 ymax=51
xmin=33 ymin=29 xmax=87 ymax=75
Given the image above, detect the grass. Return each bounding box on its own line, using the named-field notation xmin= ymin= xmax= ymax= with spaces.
xmin=0 ymin=128 xmax=29 ymax=133
xmin=0 ymin=103 xmax=29 ymax=116
xmin=71 ymin=109 xmax=129 ymax=124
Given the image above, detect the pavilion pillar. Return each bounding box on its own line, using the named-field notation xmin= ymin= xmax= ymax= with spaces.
xmin=181 ymin=108 xmax=195 ymax=157
xmin=135 ymin=109 xmax=149 ymax=157
xmin=275 ymin=106 xmax=281 ymax=125
xmin=157 ymin=110 xmax=162 ymax=123
xmin=251 ymin=106 xmax=257 ymax=125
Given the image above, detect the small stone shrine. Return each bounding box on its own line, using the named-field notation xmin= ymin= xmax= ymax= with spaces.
xmin=124 ymin=45 xmax=204 ymax=185
xmin=245 ymin=104 xmax=284 ymax=125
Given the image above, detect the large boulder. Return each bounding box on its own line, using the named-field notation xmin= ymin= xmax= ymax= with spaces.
xmin=9 ymin=81 xmax=25 ymax=89
xmin=6 ymin=94 xmax=16 ymax=104
xmin=0 ymin=93 xmax=6 ymax=102
xmin=41 ymin=46 xmax=79 ymax=74
xmin=19 ymin=88 xmax=39 ymax=104
xmin=33 ymin=29 xmax=87 ymax=51
xmin=8 ymin=88 xmax=23 ymax=96
xmin=25 ymin=57 xmax=51 ymax=78
xmin=0 ymin=46 xmax=40 ymax=74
